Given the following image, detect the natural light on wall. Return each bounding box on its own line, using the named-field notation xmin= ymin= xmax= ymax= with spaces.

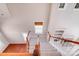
xmin=22 ymin=33 xmax=27 ymax=41
xmin=34 ymin=22 xmax=43 ymax=34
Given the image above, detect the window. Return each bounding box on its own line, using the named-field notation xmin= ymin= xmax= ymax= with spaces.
xmin=35 ymin=26 xmax=43 ymax=34
xmin=59 ymin=3 xmax=65 ymax=8
xmin=34 ymin=22 xmax=43 ymax=34
xmin=75 ymin=3 xmax=79 ymax=9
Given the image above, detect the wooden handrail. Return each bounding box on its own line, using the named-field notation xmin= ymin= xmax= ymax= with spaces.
xmin=47 ymin=31 xmax=79 ymax=45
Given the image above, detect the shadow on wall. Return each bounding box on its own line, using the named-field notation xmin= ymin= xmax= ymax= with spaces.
xmin=1 ymin=21 xmax=26 ymax=44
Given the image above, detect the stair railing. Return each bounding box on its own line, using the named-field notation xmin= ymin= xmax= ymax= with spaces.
xmin=26 ymin=31 xmax=40 ymax=56
xmin=32 ymin=35 xmax=40 ymax=56
xmin=26 ymin=31 xmax=31 ymax=53
xmin=47 ymin=31 xmax=79 ymax=56
xmin=47 ymin=31 xmax=79 ymax=45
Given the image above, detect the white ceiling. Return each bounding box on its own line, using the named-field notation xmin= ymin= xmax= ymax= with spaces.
xmin=0 ymin=4 xmax=10 ymax=18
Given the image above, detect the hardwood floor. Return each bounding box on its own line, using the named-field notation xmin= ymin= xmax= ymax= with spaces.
xmin=0 ymin=44 xmax=32 ymax=56
xmin=0 ymin=53 xmax=32 ymax=56
xmin=3 ymin=44 xmax=27 ymax=53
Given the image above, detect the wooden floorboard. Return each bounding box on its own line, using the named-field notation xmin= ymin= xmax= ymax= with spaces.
xmin=3 ymin=44 xmax=27 ymax=53
xmin=0 ymin=44 xmax=32 ymax=56
xmin=0 ymin=53 xmax=32 ymax=56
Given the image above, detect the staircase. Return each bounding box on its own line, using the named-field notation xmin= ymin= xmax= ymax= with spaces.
xmin=29 ymin=38 xmax=61 ymax=56
xmin=26 ymin=31 xmax=79 ymax=56
xmin=40 ymin=39 xmax=61 ymax=56
xmin=48 ymin=31 xmax=79 ymax=56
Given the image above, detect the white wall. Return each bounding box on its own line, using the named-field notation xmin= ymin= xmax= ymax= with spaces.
xmin=1 ymin=3 xmax=50 ymax=44
xmin=48 ymin=3 xmax=79 ymax=39
xmin=0 ymin=4 xmax=10 ymax=52
xmin=0 ymin=33 xmax=9 ymax=53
